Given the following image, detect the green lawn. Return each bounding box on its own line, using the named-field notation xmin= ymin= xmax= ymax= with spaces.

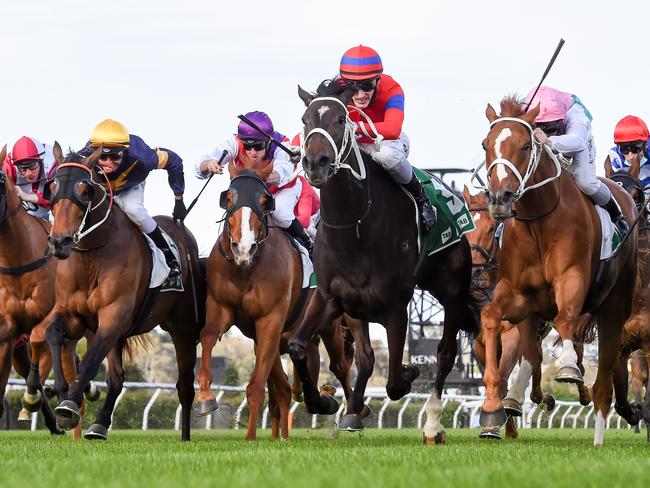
xmin=1 ymin=429 xmax=649 ymax=488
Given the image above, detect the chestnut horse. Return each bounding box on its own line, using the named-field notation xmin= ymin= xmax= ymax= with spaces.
xmin=479 ymin=97 xmax=637 ymax=445
xmin=0 ymin=145 xmax=63 ymax=434
xmin=289 ymin=82 xmax=479 ymax=444
xmin=42 ymin=147 xmax=205 ymax=441
xmin=464 ymin=187 xmax=591 ymax=436
xmin=195 ymin=163 xmax=355 ymax=440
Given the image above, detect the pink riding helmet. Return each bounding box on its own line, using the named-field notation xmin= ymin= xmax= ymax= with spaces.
xmin=523 ymin=86 xmax=574 ymax=123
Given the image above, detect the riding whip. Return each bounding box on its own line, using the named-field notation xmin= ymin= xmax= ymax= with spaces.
xmin=183 ymin=149 xmax=228 ymax=219
xmin=237 ymin=114 xmax=300 ymax=158
xmin=523 ymin=38 xmax=566 ymax=113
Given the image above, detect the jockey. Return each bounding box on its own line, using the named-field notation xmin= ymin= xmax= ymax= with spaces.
xmin=2 ymin=136 xmax=57 ymax=220
xmin=82 ymin=119 xmax=186 ymax=276
xmin=524 ymin=86 xmax=629 ymax=237
xmin=196 ymin=111 xmax=314 ymax=251
xmin=336 ymin=45 xmax=437 ymax=231
xmin=296 ymin=175 xmax=320 ymax=239
xmin=605 ymin=115 xmax=650 ymax=192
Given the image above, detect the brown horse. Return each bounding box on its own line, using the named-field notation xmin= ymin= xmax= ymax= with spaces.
xmin=42 ymin=147 xmax=205 ymax=441
xmin=479 ymin=97 xmax=637 ymax=445
xmin=196 ymin=162 xmax=356 ymax=440
xmin=464 ymin=187 xmax=591 ymax=434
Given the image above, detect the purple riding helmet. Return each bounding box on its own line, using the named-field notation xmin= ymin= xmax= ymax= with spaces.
xmin=237 ymin=111 xmax=285 ymax=156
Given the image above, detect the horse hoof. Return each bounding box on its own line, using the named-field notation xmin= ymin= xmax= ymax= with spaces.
xmin=319 ymin=394 xmax=339 ymax=415
xmin=54 ymin=400 xmax=81 ymax=424
xmin=360 ymin=404 xmax=372 ymax=419
xmin=402 ymin=364 xmax=421 ymax=383
xmin=57 ymin=415 xmax=79 ymax=430
xmin=17 ymin=407 xmax=31 ymax=422
xmin=318 ymin=384 xmax=337 ymax=397
xmin=43 ymin=385 xmax=57 ymax=400
xmin=479 ymin=427 xmax=502 ymax=439
xmin=502 ymin=397 xmax=523 ymax=417
xmin=22 ymin=390 xmax=43 ymax=412
xmin=423 ymin=431 xmax=446 ymax=446
xmin=615 ymin=403 xmax=641 ymax=426
xmin=84 ymin=383 xmax=101 ymax=402
xmin=192 ymin=399 xmax=219 ymax=417
xmin=541 ymin=393 xmax=556 ymax=412
xmin=555 ymin=366 xmax=583 ymax=384
xmin=50 ymin=428 xmax=65 ymax=436
xmin=338 ymin=414 xmax=364 ymax=431
xmin=85 ymin=424 xmax=109 ymax=440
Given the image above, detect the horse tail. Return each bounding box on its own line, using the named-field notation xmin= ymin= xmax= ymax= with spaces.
xmin=121 ymin=333 xmax=153 ymax=363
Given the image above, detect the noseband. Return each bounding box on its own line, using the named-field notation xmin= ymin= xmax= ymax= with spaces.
xmin=51 ymin=162 xmax=113 ymax=244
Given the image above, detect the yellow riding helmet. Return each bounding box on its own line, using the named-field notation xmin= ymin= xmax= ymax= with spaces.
xmin=89 ymin=119 xmax=130 ymax=150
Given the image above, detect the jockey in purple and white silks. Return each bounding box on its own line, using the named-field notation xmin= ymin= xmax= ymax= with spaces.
xmin=524 ymin=86 xmax=629 ymax=237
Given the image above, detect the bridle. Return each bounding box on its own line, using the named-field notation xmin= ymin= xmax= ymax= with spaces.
xmin=51 ymin=162 xmax=114 ymax=245
xmin=467 ymin=206 xmax=503 ymax=304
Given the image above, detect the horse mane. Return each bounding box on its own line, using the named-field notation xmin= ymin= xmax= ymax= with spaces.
xmin=499 ymin=95 xmax=525 ymax=117
xmin=63 ymin=149 xmax=84 ymax=163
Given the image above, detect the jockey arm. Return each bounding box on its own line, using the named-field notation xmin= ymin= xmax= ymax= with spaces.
xmin=548 ymin=105 xmax=589 ymax=155
xmin=355 ymin=81 xmax=405 ymax=142
xmin=269 ymin=146 xmax=293 ymax=187
xmin=195 ymin=137 xmax=239 ymax=179
xmin=132 ymin=135 xmax=185 ymax=198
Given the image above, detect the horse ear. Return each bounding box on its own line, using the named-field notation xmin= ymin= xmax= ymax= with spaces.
xmin=485 ymin=104 xmax=498 ymax=123
xmin=52 ymin=141 xmax=64 ymax=164
xmin=227 ymin=160 xmax=239 ymax=180
xmin=298 ymin=85 xmax=314 ymax=107
xmin=257 ymin=160 xmax=274 ymax=182
xmin=463 ymin=184 xmax=472 ymax=203
xmin=85 ymin=146 xmax=102 ymax=168
xmin=522 ymin=103 xmax=540 ymax=126
xmin=0 ymin=144 xmax=6 ymax=164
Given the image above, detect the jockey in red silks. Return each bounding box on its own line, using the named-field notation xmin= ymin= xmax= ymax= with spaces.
xmin=2 ymin=136 xmax=58 ymax=220
xmin=335 ymin=45 xmax=437 ymax=231
xmin=606 ymin=115 xmax=650 ymax=193
xmin=290 ymin=133 xmax=320 ymax=239
xmin=196 ymin=111 xmax=314 ymax=251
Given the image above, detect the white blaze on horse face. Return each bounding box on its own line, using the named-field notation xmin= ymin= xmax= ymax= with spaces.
xmin=317 ymin=105 xmax=330 ymax=120
xmin=237 ymin=207 xmax=256 ymax=262
xmin=493 ymin=128 xmax=512 ymax=182
xmin=473 ymin=212 xmax=481 ymax=223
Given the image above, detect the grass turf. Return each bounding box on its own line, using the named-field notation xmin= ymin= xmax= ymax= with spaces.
xmin=1 ymin=428 xmax=649 ymax=487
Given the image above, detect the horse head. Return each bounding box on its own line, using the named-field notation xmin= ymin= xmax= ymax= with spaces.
xmin=482 ymin=98 xmax=541 ymax=219
xmin=48 ymin=144 xmax=109 ymax=258
xmin=298 ymin=80 xmax=357 ymax=187
xmin=609 ymin=171 xmax=646 ymax=210
xmin=219 ymin=162 xmax=274 ymax=268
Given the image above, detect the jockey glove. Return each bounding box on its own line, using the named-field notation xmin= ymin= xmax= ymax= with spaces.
xmin=173 ymin=198 xmax=187 ymax=222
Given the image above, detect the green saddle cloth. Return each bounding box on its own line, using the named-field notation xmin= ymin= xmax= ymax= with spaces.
xmin=411 ymin=167 xmax=476 ymax=255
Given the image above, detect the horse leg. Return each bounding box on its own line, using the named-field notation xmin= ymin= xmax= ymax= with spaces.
xmin=245 ymin=317 xmax=282 ymax=441
xmin=288 ymin=291 xmax=341 ymax=415
xmin=574 ymin=341 xmax=592 ymax=405
xmin=268 ymin=353 xmax=291 ymax=440
xmin=320 ymin=317 xmax=355 ymax=405
xmin=553 ymin=278 xmax=587 ymax=384
xmin=44 ymin=315 xmax=70 ymax=402
xmin=0 ymin=339 xmax=13 ymax=422
xmin=194 ymin=298 xmax=233 ymax=416
xmin=339 ymin=319 xmax=374 ymax=431
xmin=84 ymin=346 xmax=124 ymax=440
xmin=643 ymin=358 xmax=650 ymax=442
xmin=171 ymin=333 xmax=197 ymax=441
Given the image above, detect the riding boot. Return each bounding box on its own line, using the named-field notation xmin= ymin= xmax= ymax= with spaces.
xmin=403 ymin=173 xmax=437 ymax=233
xmin=286 ymin=218 xmax=314 ymax=256
xmin=602 ymin=196 xmax=629 ymax=238
xmin=146 ymin=225 xmax=181 ymax=277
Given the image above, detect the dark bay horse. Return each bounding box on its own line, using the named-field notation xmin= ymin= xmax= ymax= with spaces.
xmin=43 ymin=147 xmax=204 ymax=441
xmin=0 ymin=145 xmax=63 ymax=434
xmin=196 ymin=162 xmax=355 ymax=440
xmin=479 ymin=98 xmax=637 ymax=445
xmin=289 ymin=82 xmax=479 ymax=444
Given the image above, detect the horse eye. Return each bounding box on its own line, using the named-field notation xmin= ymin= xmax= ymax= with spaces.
xmin=338 ymin=117 xmax=345 ymax=124
xmin=522 ymin=143 xmax=532 ymax=151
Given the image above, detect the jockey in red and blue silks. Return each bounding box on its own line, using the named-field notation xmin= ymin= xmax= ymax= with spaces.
xmin=196 ymin=111 xmax=314 ymax=252
xmin=524 ymin=86 xmax=629 ymax=237
xmin=605 ymin=115 xmax=650 ymax=194
xmin=2 ymin=136 xmax=58 ymax=220
xmin=81 ymin=119 xmax=186 ymax=276
xmin=336 ymin=45 xmax=437 ymax=231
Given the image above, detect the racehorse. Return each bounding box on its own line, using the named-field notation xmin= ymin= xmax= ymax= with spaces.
xmin=0 ymin=143 xmax=67 ymax=435
xmin=464 ymin=187 xmax=591 ymax=434
xmin=42 ymin=147 xmax=205 ymax=441
xmin=195 ymin=162 xmax=357 ymax=440
xmin=479 ymin=97 xmax=637 ymax=445
xmin=288 ymin=81 xmax=479 ymax=444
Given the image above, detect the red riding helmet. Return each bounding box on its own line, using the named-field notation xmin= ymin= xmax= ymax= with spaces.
xmin=613 ymin=115 xmax=649 ymax=143
xmin=339 ymin=45 xmax=383 ymax=81
xmin=10 ymin=136 xmax=45 ymax=165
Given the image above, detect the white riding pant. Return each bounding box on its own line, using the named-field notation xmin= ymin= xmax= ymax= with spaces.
xmin=566 ymin=150 xmax=611 ymax=205
xmin=113 ymin=181 xmax=157 ymax=234
xmin=271 ymin=178 xmax=303 ymax=229
xmin=358 ymin=131 xmax=413 ymax=184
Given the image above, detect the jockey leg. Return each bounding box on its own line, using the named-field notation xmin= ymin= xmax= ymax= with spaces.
xmin=272 ymin=182 xmax=313 ymax=253
xmin=571 ymin=159 xmax=629 ymax=237
xmin=362 ymin=132 xmax=437 ymax=232
xmin=114 ymin=182 xmax=180 ymax=276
